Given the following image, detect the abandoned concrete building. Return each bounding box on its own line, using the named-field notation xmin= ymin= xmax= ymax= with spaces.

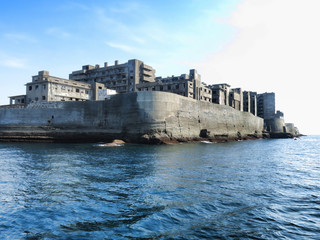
xmin=136 ymin=69 xmax=212 ymax=102
xmin=4 ymin=57 xmax=301 ymax=138
xmin=208 ymin=84 xmax=257 ymax=115
xmin=9 ymin=70 xmax=116 ymax=105
xmin=229 ymin=88 xmax=243 ymax=111
xmin=257 ymin=92 xmax=276 ymax=119
xmin=209 ymin=84 xmax=230 ymax=105
xmin=243 ymin=91 xmax=258 ymax=116
xmin=8 ymin=59 xmax=282 ymax=124
xmin=255 ymin=92 xmax=299 ymax=135
xmin=69 ymin=59 xmax=155 ymax=93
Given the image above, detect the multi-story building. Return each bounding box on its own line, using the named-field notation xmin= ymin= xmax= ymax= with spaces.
xmin=257 ymin=92 xmax=275 ymax=119
xmin=210 ymin=84 xmax=244 ymax=111
xmin=69 ymin=59 xmax=156 ymax=93
xmin=210 ymin=85 xmax=259 ymax=115
xmin=7 ymin=59 xmax=278 ymax=124
xmin=243 ymin=91 xmax=257 ymax=116
xmin=9 ymin=71 xmax=116 ymax=105
xmin=229 ymin=88 xmax=243 ymax=111
xmin=135 ymin=69 xmax=212 ymax=102
xmin=209 ymin=83 xmax=230 ymax=106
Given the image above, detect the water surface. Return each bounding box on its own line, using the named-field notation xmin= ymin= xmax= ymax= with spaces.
xmin=0 ymin=136 xmax=319 ymax=239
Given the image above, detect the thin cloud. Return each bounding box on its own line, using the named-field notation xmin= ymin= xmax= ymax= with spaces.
xmin=1 ymin=58 xmax=27 ymax=69
xmin=58 ymin=2 xmax=90 ymax=11
xmin=106 ymin=42 xmax=136 ymax=53
xmin=109 ymin=2 xmax=140 ymax=13
xmin=94 ymin=6 xmax=152 ymax=45
xmin=4 ymin=33 xmax=37 ymax=43
xmin=46 ymin=27 xmax=71 ymax=39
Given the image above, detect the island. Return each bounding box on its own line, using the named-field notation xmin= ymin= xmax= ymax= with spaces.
xmin=0 ymin=59 xmax=300 ymax=143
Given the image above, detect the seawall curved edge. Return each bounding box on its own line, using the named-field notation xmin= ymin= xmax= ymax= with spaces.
xmin=0 ymin=91 xmax=264 ymax=143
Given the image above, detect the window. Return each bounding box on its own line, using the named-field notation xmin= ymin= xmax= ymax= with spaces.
xmin=76 ymin=89 xmax=80 ymax=93
xmin=35 ymin=85 xmax=39 ymax=89
xmin=42 ymin=96 xmax=46 ymax=100
xmin=43 ymin=85 xmax=46 ymax=89
xmin=29 ymin=86 xmax=32 ymax=91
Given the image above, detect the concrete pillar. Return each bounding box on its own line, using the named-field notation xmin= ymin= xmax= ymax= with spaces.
xmin=239 ymin=89 xmax=243 ymax=112
xmin=251 ymin=94 xmax=257 ymax=116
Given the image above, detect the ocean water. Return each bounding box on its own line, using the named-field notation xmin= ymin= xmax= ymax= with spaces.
xmin=0 ymin=136 xmax=319 ymax=239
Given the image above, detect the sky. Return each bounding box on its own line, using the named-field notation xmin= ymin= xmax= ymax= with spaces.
xmin=0 ymin=0 xmax=319 ymax=135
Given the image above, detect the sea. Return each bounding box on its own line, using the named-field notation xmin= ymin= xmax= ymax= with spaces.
xmin=0 ymin=135 xmax=319 ymax=239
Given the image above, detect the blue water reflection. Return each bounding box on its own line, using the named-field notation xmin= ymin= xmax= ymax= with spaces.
xmin=0 ymin=136 xmax=319 ymax=239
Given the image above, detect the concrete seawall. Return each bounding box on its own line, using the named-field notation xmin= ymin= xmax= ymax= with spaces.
xmin=0 ymin=91 xmax=264 ymax=143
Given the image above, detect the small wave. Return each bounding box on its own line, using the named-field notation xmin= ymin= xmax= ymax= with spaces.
xmin=201 ymin=141 xmax=214 ymax=144
xmin=94 ymin=143 xmax=124 ymax=147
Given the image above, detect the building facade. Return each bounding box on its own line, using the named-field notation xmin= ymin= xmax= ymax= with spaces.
xmin=209 ymin=84 xmax=245 ymax=112
xmin=209 ymin=84 xmax=230 ymax=106
xmin=257 ymin=92 xmax=275 ymax=119
xmin=243 ymin=91 xmax=257 ymax=116
xmin=135 ymin=69 xmax=212 ymax=102
xmin=9 ymin=71 xmax=116 ymax=105
xmin=69 ymin=59 xmax=156 ymax=93
xmin=229 ymin=88 xmax=243 ymax=111
xmin=7 ymin=59 xmax=276 ymax=122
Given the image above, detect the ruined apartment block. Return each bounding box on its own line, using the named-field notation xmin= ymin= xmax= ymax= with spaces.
xmin=8 ymin=58 xmax=278 ymax=120
xmin=243 ymin=91 xmax=257 ymax=116
xmin=69 ymin=59 xmax=155 ymax=93
xmin=209 ymin=84 xmax=230 ymax=106
xmin=257 ymin=92 xmax=275 ymax=119
xmin=9 ymin=71 xmax=116 ymax=105
xmin=136 ymin=69 xmax=212 ymax=103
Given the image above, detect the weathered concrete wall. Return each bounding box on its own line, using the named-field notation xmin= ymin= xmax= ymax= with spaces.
xmin=0 ymin=91 xmax=264 ymax=143
xmin=265 ymin=118 xmax=285 ymax=133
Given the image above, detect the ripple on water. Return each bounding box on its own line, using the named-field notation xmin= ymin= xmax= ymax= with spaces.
xmin=0 ymin=137 xmax=319 ymax=239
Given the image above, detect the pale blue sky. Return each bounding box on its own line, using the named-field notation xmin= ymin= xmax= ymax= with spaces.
xmin=0 ymin=0 xmax=238 ymax=79
xmin=1 ymin=0 xmax=319 ymax=134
